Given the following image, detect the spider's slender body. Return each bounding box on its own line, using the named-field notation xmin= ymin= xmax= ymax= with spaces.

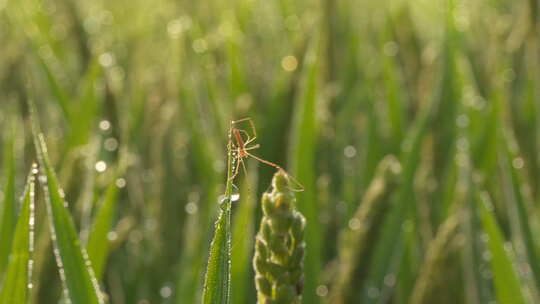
xmin=228 ymin=117 xmax=303 ymax=191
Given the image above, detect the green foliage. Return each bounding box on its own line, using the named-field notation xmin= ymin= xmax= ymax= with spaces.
xmin=202 ymin=200 xmax=232 ymax=304
xmin=479 ymin=192 xmax=527 ymax=304
xmin=202 ymin=123 xmax=234 ymax=304
xmin=86 ymin=169 xmax=123 ymax=280
xmin=0 ymin=169 xmax=35 ymax=304
xmin=0 ymin=0 xmax=540 ymax=303
xmin=289 ymin=35 xmax=322 ymax=304
xmin=0 ymin=128 xmax=16 ymax=278
xmin=32 ymin=121 xmax=104 ymax=304
xmin=231 ymin=167 xmax=257 ymax=304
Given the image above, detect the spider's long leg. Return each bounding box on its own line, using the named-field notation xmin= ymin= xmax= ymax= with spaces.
xmin=240 ymin=157 xmax=254 ymax=196
xmin=240 ymin=158 xmax=249 ymax=182
xmin=233 ymin=117 xmax=257 ymax=145
xmin=232 ymin=117 xmax=253 ymax=124
xmin=245 ymin=152 xmax=304 ymax=191
xmin=244 ymin=144 xmax=260 ymax=151
xmin=245 ymin=152 xmax=283 ymax=170
xmin=238 ymin=129 xmax=253 ymax=145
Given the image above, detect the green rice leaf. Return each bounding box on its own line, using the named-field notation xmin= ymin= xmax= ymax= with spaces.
xmin=289 ymin=35 xmax=322 ymax=304
xmin=35 ymin=54 xmax=71 ymax=122
xmin=0 ymin=129 xmax=16 ymax=278
xmin=202 ymin=200 xmax=232 ymax=304
xmin=0 ymin=168 xmax=35 ymax=304
xmin=478 ymin=191 xmax=527 ymax=304
xmin=31 ymin=110 xmax=104 ymax=304
xmin=86 ymin=172 xmax=122 ymax=280
xmin=231 ymin=168 xmax=257 ymax=304
xmin=68 ymin=60 xmax=102 ymax=147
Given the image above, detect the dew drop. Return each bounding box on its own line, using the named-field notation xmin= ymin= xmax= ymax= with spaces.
xmin=344 ymin=145 xmax=357 ymax=158
xmin=115 ymin=178 xmax=126 ymax=188
xmin=98 ymin=53 xmax=114 ymax=68
xmin=107 ymin=231 xmax=118 ymax=241
xmin=348 ymin=218 xmax=361 ymax=230
xmin=167 ymin=19 xmax=184 ymax=39
xmin=95 ymin=161 xmax=107 ymax=172
xmin=482 ymin=250 xmax=492 ymax=261
xmin=160 ymin=286 xmax=173 ymax=298
xmin=512 ymin=157 xmax=524 ymax=169
xmin=316 ymin=285 xmax=328 ymax=297
xmin=231 ymin=184 xmax=240 ymax=202
xmin=99 ymin=120 xmax=111 ymax=131
xmin=185 ymin=202 xmax=198 ymax=214
xmin=384 ymin=274 xmax=396 ymax=287
xmin=281 ymin=55 xmax=298 ymax=72
xmin=104 ymin=137 xmax=118 ymax=151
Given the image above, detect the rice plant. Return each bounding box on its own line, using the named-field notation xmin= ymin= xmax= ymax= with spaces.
xmin=253 ymin=170 xmax=306 ymax=304
xmin=1 ymin=0 xmax=540 ymax=303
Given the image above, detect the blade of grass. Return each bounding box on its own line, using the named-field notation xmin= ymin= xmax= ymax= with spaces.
xmin=231 ymin=166 xmax=257 ymax=304
xmin=288 ymin=34 xmax=322 ymax=304
xmin=0 ymin=167 xmax=36 ymax=304
xmin=86 ymin=169 xmax=123 ymax=280
xmin=498 ymin=134 xmax=540 ymax=297
xmin=363 ymin=4 xmax=462 ymax=300
xmin=31 ymin=107 xmax=104 ymax=304
xmin=453 ymin=69 xmax=486 ymax=303
xmin=430 ymin=0 xmax=461 ymax=227
xmin=478 ymin=191 xmax=527 ymax=304
xmin=176 ymin=86 xmax=221 ymax=303
xmin=202 ymin=201 xmax=232 ymax=304
xmin=35 ymin=54 xmax=71 ymax=122
xmin=202 ymin=120 xmax=235 ymax=304
xmin=380 ymin=27 xmax=406 ymax=152
xmin=0 ymin=126 xmax=17 ymax=278
xmin=68 ymin=60 xmax=102 ymax=148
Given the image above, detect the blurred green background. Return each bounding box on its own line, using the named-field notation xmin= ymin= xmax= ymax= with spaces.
xmin=1 ymin=0 xmax=540 ymax=303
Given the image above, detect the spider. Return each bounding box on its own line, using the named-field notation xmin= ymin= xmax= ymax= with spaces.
xmin=228 ymin=117 xmax=303 ymax=192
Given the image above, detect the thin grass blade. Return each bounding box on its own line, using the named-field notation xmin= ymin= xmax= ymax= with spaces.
xmin=0 ymin=168 xmax=36 ymax=304
xmin=288 ymin=35 xmax=322 ymax=304
xmin=35 ymin=54 xmax=71 ymax=122
xmin=202 ymin=200 xmax=232 ymax=304
xmin=202 ymin=121 xmax=235 ymax=304
xmin=86 ymin=171 xmax=122 ymax=280
xmin=0 ymin=128 xmax=17 ymax=278
xmin=478 ymin=191 xmax=527 ymax=304
xmin=31 ymin=114 xmax=104 ymax=304
xmin=231 ymin=168 xmax=257 ymax=304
